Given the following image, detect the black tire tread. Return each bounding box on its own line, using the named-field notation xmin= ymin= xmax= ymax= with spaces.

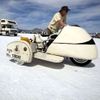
xmin=70 ymin=58 xmax=91 ymax=66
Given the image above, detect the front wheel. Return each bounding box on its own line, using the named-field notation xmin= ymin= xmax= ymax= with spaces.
xmin=70 ymin=58 xmax=91 ymax=66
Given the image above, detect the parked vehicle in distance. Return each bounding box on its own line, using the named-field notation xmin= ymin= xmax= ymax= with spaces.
xmin=0 ymin=19 xmax=18 ymax=36
xmin=95 ymin=33 xmax=100 ymax=38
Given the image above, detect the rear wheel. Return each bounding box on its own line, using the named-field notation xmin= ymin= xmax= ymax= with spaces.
xmin=70 ymin=58 xmax=91 ymax=66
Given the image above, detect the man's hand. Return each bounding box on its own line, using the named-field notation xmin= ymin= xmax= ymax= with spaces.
xmin=58 ymin=19 xmax=66 ymax=28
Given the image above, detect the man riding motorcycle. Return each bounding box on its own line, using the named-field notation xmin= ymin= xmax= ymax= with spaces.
xmin=46 ymin=6 xmax=70 ymax=35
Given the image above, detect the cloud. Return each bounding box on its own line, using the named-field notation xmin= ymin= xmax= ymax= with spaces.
xmin=68 ymin=4 xmax=100 ymax=32
xmin=0 ymin=0 xmax=100 ymax=32
xmin=0 ymin=6 xmax=13 ymax=19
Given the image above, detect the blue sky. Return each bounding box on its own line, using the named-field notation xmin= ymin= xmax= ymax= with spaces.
xmin=0 ymin=0 xmax=100 ymax=32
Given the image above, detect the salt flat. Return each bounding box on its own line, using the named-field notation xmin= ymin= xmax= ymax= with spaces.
xmin=0 ymin=34 xmax=100 ymax=100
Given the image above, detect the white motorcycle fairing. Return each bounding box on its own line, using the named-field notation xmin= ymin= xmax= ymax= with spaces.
xmin=6 ymin=40 xmax=64 ymax=63
xmin=34 ymin=52 xmax=64 ymax=63
xmin=6 ymin=25 xmax=98 ymax=65
xmin=47 ymin=25 xmax=97 ymax=60
xmin=7 ymin=41 xmax=33 ymax=63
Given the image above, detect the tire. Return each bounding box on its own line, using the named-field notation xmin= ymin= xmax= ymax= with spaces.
xmin=14 ymin=33 xmax=17 ymax=36
xmin=70 ymin=58 xmax=91 ymax=66
xmin=6 ymin=31 xmax=10 ymax=36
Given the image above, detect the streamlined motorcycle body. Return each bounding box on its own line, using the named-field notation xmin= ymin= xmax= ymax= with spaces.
xmin=6 ymin=25 xmax=98 ymax=66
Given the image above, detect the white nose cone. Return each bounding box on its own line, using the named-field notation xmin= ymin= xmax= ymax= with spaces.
xmin=47 ymin=25 xmax=98 ymax=60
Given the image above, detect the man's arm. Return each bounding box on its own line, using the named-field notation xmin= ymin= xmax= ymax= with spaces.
xmin=58 ymin=19 xmax=66 ymax=28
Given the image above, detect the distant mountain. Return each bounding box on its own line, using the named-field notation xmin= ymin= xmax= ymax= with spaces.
xmin=18 ymin=28 xmax=32 ymax=33
xmin=18 ymin=28 xmax=43 ymax=34
xmin=32 ymin=28 xmax=43 ymax=34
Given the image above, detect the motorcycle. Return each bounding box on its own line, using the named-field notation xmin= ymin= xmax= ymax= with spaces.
xmin=6 ymin=25 xmax=98 ymax=66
